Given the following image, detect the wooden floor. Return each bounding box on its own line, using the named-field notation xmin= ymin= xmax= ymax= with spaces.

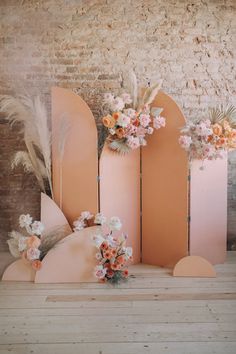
xmin=0 ymin=253 xmax=236 ymax=354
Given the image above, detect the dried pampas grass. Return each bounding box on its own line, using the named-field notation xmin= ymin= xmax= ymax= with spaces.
xmin=0 ymin=94 xmax=53 ymax=197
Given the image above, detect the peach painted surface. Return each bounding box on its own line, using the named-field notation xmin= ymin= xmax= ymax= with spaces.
xmin=2 ymin=259 xmax=35 ymax=282
xmin=173 ymin=255 xmax=216 ymax=277
xmin=100 ymin=144 xmax=140 ymax=264
xmin=51 ymin=87 xmax=98 ymax=226
xmin=40 ymin=192 xmax=72 ymax=233
xmin=190 ymin=157 xmax=227 ymax=264
xmin=142 ymin=91 xmax=189 ymax=268
xmin=35 ymin=226 xmax=99 ymax=283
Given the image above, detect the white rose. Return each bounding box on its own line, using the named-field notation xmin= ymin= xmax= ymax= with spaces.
xmin=18 ymin=236 xmax=28 ymax=252
xmin=80 ymin=211 xmax=93 ymax=220
xmin=19 ymin=214 xmax=32 ymax=228
xmin=94 ymin=213 xmax=107 ymax=225
xmin=93 ymin=234 xmax=105 ymax=248
xmin=26 ymin=247 xmax=41 ymax=261
xmin=31 ymin=221 xmax=44 ymax=236
xmin=109 ymin=216 xmax=122 ymax=231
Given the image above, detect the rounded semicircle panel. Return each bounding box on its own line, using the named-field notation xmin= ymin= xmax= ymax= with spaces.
xmin=2 ymin=259 xmax=36 ymax=282
xmin=35 ymin=226 xmax=100 ymax=283
xmin=173 ymin=255 xmax=216 ymax=277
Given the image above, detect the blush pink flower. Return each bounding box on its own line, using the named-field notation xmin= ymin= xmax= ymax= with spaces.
xmin=125 ymin=124 xmax=137 ymax=136
xmin=126 ymin=136 xmax=140 ymax=149
xmin=179 ymin=135 xmax=192 ymax=150
xmin=139 ymin=114 xmax=151 ymax=128
xmin=26 ymin=247 xmax=40 ymax=261
xmin=117 ymin=114 xmax=130 ymax=128
xmin=121 ymin=93 xmax=132 ymax=104
xmin=153 ymin=116 xmax=166 ymax=129
xmin=136 ymin=126 xmax=146 ymax=137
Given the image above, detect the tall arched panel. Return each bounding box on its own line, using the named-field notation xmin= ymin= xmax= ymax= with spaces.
xmin=100 ymin=145 xmax=140 ymax=264
xmin=51 ymin=87 xmax=98 ymax=225
xmin=142 ymin=91 xmax=189 ymax=267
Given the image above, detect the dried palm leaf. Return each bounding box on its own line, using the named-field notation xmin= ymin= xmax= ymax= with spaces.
xmin=109 ymin=139 xmax=131 ymax=154
xmin=209 ymin=104 xmax=236 ymax=127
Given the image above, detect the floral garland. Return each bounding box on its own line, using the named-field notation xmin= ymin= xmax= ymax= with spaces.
xmin=179 ymin=105 xmax=236 ymax=161
xmin=101 ymin=82 xmax=165 ymax=154
xmin=7 ymin=214 xmax=44 ymax=270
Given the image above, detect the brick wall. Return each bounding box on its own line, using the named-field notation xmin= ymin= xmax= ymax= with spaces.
xmin=0 ymin=0 xmax=235 ymax=251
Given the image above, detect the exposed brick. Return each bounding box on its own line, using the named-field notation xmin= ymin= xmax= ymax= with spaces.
xmin=0 ymin=0 xmax=236 ymax=250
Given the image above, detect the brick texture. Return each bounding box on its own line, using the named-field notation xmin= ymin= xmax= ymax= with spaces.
xmin=0 ymin=0 xmax=235 ymax=251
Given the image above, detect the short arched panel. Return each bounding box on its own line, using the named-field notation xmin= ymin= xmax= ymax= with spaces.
xmin=100 ymin=144 xmax=140 ymax=264
xmin=51 ymin=87 xmax=98 ymax=226
xmin=142 ymin=91 xmax=189 ymax=267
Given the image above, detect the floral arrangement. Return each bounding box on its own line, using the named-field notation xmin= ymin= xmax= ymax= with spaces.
xmin=7 ymin=214 xmax=44 ymax=270
xmin=179 ymin=105 xmax=236 ymax=161
xmin=101 ymin=74 xmax=165 ymax=153
xmin=73 ymin=211 xmax=94 ymax=231
xmin=93 ymin=214 xmax=132 ymax=284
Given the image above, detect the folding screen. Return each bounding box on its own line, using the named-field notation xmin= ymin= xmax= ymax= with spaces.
xmin=51 ymin=87 xmax=98 ymax=225
xmin=190 ymin=157 xmax=227 ymax=264
xmin=100 ymin=145 xmax=141 ymax=264
xmin=142 ymin=92 xmax=189 ymax=267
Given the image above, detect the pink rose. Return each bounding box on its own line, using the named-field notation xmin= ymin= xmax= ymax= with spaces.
xmin=26 ymin=247 xmax=40 ymax=261
xmin=153 ymin=116 xmax=166 ymax=129
xmin=139 ymin=114 xmax=151 ymax=128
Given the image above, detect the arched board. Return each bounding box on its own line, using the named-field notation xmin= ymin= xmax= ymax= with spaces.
xmin=35 ymin=226 xmax=99 ymax=283
xmin=100 ymin=144 xmax=140 ymax=264
xmin=142 ymin=91 xmax=188 ymax=268
xmin=190 ymin=158 xmax=227 ymax=264
xmin=51 ymin=87 xmax=98 ymax=226
xmin=173 ymin=256 xmax=216 ymax=278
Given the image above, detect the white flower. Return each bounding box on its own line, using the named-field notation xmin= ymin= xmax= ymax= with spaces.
xmin=124 ymin=108 xmax=136 ymax=118
xmin=107 ymin=235 xmax=118 ymax=247
xmin=125 ymin=247 xmax=133 ymax=258
xmin=109 ymin=216 xmax=122 ymax=231
xmin=117 ymin=114 xmax=130 ymax=128
xmin=111 ymin=96 xmax=125 ymax=111
xmin=93 ymin=234 xmax=105 ymax=248
xmin=19 ymin=214 xmax=32 ymax=228
xmin=94 ymin=213 xmax=107 ymax=225
xmin=80 ymin=211 xmax=93 ymax=220
xmin=147 ymin=127 xmax=154 ymax=134
xmin=121 ymin=93 xmax=132 ymax=104
xmin=104 ymin=93 xmax=114 ymax=105
xmin=26 ymin=247 xmax=40 ymax=261
xmin=73 ymin=218 xmax=86 ymax=231
xmin=18 ymin=236 xmax=28 ymax=252
xmin=31 ymin=221 xmax=44 ymax=236
xmin=7 ymin=231 xmax=25 ymax=258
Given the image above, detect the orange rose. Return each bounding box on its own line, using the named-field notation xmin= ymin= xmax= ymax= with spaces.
xmin=123 ymin=269 xmax=129 ymax=277
xmin=27 ymin=235 xmax=41 ymax=249
xmin=31 ymin=259 xmax=42 ymax=271
xmin=116 ymin=127 xmax=125 ymax=138
xmin=102 ymin=115 xmax=116 ymax=128
xmin=212 ymin=124 xmax=222 ymax=136
xmin=116 ymin=255 xmax=125 ymax=264
xmin=112 ymin=112 xmax=120 ymax=120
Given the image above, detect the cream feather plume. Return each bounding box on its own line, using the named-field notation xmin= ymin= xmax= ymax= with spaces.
xmin=129 ymin=70 xmax=138 ymax=109
xmin=0 ymin=94 xmax=53 ymax=196
xmin=138 ymin=80 xmax=162 ymax=109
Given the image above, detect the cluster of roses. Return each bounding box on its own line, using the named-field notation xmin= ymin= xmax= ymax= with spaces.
xmin=102 ymin=92 xmax=165 ymax=151
xmin=179 ymin=119 xmax=236 ymax=161
xmin=7 ymin=214 xmax=44 ymax=270
xmin=93 ymin=214 xmax=132 ymax=284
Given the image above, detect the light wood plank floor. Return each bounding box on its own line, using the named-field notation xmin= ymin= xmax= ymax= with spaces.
xmin=0 ymin=252 xmax=236 ymax=354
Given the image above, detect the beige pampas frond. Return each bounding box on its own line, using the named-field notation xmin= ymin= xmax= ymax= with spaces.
xmin=129 ymin=70 xmax=138 ymax=109
xmin=7 ymin=231 xmax=24 ymax=258
xmin=12 ymin=151 xmax=47 ymax=178
xmin=39 ymin=224 xmax=72 ymax=259
xmin=138 ymin=81 xmax=162 ymax=109
xmin=0 ymin=94 xmax=53 ymax=196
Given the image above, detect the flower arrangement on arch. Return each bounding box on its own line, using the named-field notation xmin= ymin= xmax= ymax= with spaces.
xmin=93 ymin=214 xmax=132 ymax=284
xmin=179 ymin=105 xmax=236 ymax=161
xmin=101 ymin=75 xmax=165 ymax=153
xmin=7 ymin=214 xmax=44 ymax=270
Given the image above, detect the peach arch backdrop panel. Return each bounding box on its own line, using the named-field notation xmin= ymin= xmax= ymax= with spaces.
xmin=142 ymin=91 xmax=189 ymax=268
xmin=35 ymin=226 xmax=99 ymax=283
xmin=173 ymin=256 xmax=216 ymax=278
xmin=51 ymin=87 xmax=98 ymax=226
xmin=100 ymin=144 xmax=141 ymax=264
xmin=190 ymin=157 xmax=227 ymax=264
xmin=2 ymin=259 xmax=35 ymax=282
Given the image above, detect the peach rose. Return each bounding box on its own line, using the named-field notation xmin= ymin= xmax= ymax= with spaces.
xmin=102 ymin=115 xmax=116 ymax=128
xmin=116 ymin=255 xmax=125 ymax=264
xmin=112 ymin=112 xmax=120 ymax=120
xmin=116 ymin=127 xmax=125 ymax=138
xmin=31 ymin=259 xmax=42 ymax=271
xmin=27 ymin=235 xmax=41 ymax=249
xmin=212 ymin=124 xmax=222 ymax=136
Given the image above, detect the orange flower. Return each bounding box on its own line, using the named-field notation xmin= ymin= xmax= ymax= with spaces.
xmin=116 ymin=255 xmax=125 ymax=264
xmin=101 ymin=242 xmax=109 ymax=251
xmin=102 ymin=115 xmax=116 ymax=128
xmin=123 ymin=269 xmax=129 ymax=277
xmin=27 ymin=235 xmax=41 ymax=249
xmin=212 ymin=124 xmax=222 ymax=136
xmin=107 ymin=269 xmax=114 ymax=277
xmin=133 ymin=119 xmax=140 ymax=127
xmin=104 ymin=251 xmax=112 ymax=259
xmin=31 ymin=259 xmax=42 ymax=271
xmin=111 ymin=263 xmax=118 ymax=270
xmin=116 ymin=127 xmax=125 ymax=138
xmin=112 ymin=112 xmax=120 ymax=120
xmin=111 ymin=249 xmax=117 ymax=257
